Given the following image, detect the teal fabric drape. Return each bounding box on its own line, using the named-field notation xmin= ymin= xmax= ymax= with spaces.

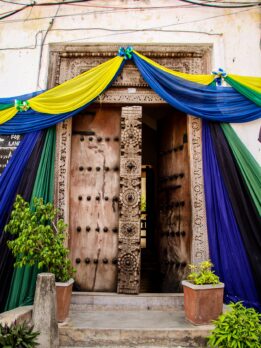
xmin=221 ymin=124 xmax=261 ymax=216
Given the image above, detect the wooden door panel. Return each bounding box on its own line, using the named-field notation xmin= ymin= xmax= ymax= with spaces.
xmin=158 ymin=112 xmax=191 ymax=292
xmin=70 ymin=106 xmax=120 ymax=291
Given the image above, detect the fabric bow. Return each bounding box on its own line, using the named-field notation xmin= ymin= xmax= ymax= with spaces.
xmin=14 ymin=99 xmax=30 ymax=112
xmin=117 ymin=46 xmax=133 ymax=60
xmin=212 ymin=68 xmax=227 ymax=86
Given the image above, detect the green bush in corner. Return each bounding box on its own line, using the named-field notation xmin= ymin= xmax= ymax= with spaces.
xmin=0 ymin=321 xmax=39 ymax=348
xmin=208 ymin=302 xmax=261 ymax=348
xmin=5 ymin=195 xmax=75 ymax=282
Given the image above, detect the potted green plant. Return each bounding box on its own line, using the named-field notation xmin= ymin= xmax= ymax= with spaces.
xmin=208 ymin=302 xmax=261 ymax=348
xmin=5 ymin=195 xmax=75 ymax=323
xmin=182 ymin=260 xmax=224 ymax=325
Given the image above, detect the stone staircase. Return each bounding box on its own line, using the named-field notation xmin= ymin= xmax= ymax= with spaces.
xmin=59 ymin=292 xmax=213 ymax=348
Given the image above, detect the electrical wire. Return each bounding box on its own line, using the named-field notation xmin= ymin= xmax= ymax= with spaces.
xmin=0 ymin=28 xmax=223 ymax=51
xmin=178 ymin=0 xmax=260 ymax=7
xmin=0 ymin=0 xmax=260 ymax=20
xmin=0 ymin=0 xmax=94 ymax=5
xmin=36 ymin=3 xmax=60 ymax=89
xmin=0 ymin=7 xmax=254 ymax=51
xmin=0 ymin=6 xmax=196 ymax=24
xmin=1 ymin=0 xmax=260 ymax=6
xmin=0 ymin=5 xmax=29 ymax=20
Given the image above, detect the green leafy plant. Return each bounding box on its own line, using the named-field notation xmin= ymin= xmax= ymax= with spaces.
xmin=208 ymin=302 xmax=261 ymax=348
xmin=0 ymin=321 xmax=39 ymax=348
xmin=187 ymin=260 xmax=220 ymax=285
xmin=5 ymin=195 xmax=75 ymax=282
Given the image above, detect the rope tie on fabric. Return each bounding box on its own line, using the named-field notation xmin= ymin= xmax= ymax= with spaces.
xmin=117 ymin=46 xmax=133 ymax=60
xmin=212 ymin=68 xmax=227 ymax=86
xmin=14 ymin=99 xmax=30 ymax=112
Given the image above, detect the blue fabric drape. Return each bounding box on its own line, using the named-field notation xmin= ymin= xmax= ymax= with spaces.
xmin=0 ymin=106 xmax=90 ymax=134
xmin=133 ymin=53 xmax=261 ymax=123
xmin=0 ymin=132 xmax=40 ymax=232
xmin=202 ymin=121 xmax=261 ymax=311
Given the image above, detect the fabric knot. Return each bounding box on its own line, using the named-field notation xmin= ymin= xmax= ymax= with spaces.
xmin=15 ymin=99 xmax=30 ymax=112
xmin=212 ymin=68 xmax=227 ymax=86
xmin=117 ymin=46 xmax=133 ymax=60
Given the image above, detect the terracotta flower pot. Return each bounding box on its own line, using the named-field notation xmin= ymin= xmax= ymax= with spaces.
xmin=55 ymin=278 xmax=74 ymax=322
xmin=182 ymin=280 xmax=224 ymax=325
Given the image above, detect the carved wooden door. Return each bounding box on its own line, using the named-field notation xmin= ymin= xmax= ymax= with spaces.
xmin=69 ymin=106 xmax=120 ymax=291
xmin=158 ymin=112 xmax=191 ymax=292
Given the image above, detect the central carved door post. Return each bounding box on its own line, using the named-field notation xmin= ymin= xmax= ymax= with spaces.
xmin=187 ymin=116 xmax=209 ymax=263
xmin=117 ymin=106 xmax=142 ymax=294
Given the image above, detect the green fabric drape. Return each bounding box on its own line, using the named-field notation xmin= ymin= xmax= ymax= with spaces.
xmin=5 ymin=128 xmax=56 ymax=311
xmin=221 ymin=123 xmax=261 ymax=216
xmin=225 ymin=76 xmax=261 ymax=107
xmin=0 ymin=104 xmax=12 ymax=111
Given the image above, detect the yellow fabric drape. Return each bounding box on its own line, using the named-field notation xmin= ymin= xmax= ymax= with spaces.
xmin=133 ymin=50 xmax=215 ymax=85
xmin=0 ymin=107 xmax=18 ymax=125
xmin=30 ymin=56 xmax=124 ymax=114
xmin=0 ymin=55 xmax=124 ymax=123
xmin=227 ymin=74 xmax=261 ymax=94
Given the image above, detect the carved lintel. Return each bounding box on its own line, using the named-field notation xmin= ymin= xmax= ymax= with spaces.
xmin=54 ymin=118 xmax=72 ymax=247
xmin=118 ymin=106 xmax=142 ymax=294
xmin=188 ymin=116 xmax=209 ymax=263
xmin=96 ymin=89 xmax=164 ymax=105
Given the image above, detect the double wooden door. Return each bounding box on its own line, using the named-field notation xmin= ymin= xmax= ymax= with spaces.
xmin=69 ymin=105 xmax=191 ymax=293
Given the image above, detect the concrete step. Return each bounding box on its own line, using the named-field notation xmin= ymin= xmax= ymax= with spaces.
xmin=59 ymin=310 xmax=212 ymax=347
xmin=70 ymin=292 xmax=184 ymax=311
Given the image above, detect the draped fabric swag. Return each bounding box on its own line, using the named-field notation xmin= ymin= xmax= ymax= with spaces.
xmin=0 ymin=47 xmax=260 ymax=312
xmin=202 ymin=122 xmax=261 ymax=312
xmin=0 ymin=132 xmax=44 ymax=311
xmin=0 ymin=48 xmax=260 ymax=134
xmin=209 ymin=123 xmax=261 ymax=297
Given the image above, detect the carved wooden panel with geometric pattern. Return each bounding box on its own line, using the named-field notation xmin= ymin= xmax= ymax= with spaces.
xmin=118 ymin=106 xmax=142 ymax=294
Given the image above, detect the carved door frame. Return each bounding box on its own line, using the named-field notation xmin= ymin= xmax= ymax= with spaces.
xmin=50 ymin=44 xmax=210 ymax=293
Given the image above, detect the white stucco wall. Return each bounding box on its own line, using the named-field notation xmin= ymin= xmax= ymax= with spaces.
xmin=0 ymin=0 xmax=260 ymax=161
